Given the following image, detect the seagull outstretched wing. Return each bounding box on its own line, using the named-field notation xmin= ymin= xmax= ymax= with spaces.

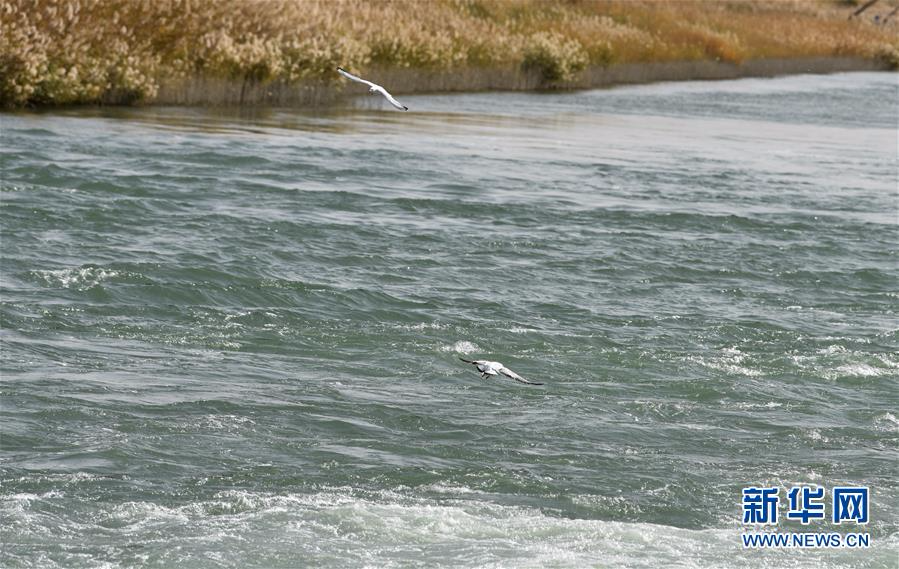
xmin=499 ymin=366 xmax=543 ymax=386
xmin=374 ymin=86 xmax=409 ymax=111
xmin=337 ymin=67 xmax=375 ymax=88
xmin=337 ymin=67 xmax=408 ymax=111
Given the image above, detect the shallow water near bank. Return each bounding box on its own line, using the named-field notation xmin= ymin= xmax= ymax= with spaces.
xmin=1 ymin=72 xmax=897 ymax=568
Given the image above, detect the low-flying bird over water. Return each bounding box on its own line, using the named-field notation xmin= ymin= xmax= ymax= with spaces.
xmin=337 ymin=67 xmax=408 ymax=111
xmin=459 ymin=358 xmax=543 ymax=386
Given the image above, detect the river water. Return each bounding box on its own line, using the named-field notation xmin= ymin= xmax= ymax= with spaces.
xmin=1 ymin=72 xmax=897 ymax=568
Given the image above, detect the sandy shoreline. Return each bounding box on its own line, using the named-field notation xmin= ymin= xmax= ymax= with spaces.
xmin=149 ymin=56 xmax=893 ymax=107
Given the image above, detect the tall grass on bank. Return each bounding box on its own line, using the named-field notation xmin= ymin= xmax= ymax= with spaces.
xmin=2 ymin=0 xmax=897 ymax=107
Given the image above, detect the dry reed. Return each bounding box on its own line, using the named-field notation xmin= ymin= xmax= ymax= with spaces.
xmin=1 ymin=0 xmax=896 ymax=107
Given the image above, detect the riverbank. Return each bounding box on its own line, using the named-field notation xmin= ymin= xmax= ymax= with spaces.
xmin=2 ymin=0 xmax=897 ymax=108
xmin=153 ymin=56 xmax=893 ymax=107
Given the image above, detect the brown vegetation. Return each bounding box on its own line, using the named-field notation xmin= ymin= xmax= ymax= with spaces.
xmin=1 ymin=0 xmax=897 ymax=107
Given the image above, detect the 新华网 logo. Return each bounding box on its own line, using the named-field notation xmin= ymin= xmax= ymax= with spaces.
xmin=740 ymin=485 xmax=870 ymax=549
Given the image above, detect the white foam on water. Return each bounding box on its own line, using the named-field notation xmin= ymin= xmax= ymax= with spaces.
xmin=35 ymin=266 xmax=121 ymax=291
xmin=732 ymin=401 xmax=784 ymax=411
xmin=818 ymin=345 xmax=850 ymax=356
xmin=873 ymin=412 xmax=899 ymax=433
xmin=440 ymin=340 xmax=480 ymax=354
xmin=508 ymin=327 xmax=538 ymax=334
xmin=788 ymin=345 xmax=897 ymax=382
xmin=399 ymin=322 xmax=448 ymax=331
xmin=168 ymin=414 xmax=257 ymax=434
xmin=802 ymin=429 xmax=829 ymax=444
xmin=828 ymin=363 xmax=889 ymax=379
xmin=4 ymin=490 xmax=64 ymax=502
xmin=685 ymin=347 xmax=762 ymax=378
xmin=2 ymin=485 xmax=894 ymax=568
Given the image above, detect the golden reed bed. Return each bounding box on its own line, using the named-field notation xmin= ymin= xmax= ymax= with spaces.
xmin=2 ymin=0 xmax=897 ymax=107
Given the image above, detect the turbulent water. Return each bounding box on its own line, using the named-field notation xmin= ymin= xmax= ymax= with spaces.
xmin=1 ymin=72 xmax=897 ymax=568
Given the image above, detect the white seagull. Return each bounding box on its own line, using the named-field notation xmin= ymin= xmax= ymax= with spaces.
xmin=337 ymin=67 xmax=408 ymax=111
xmin=459 ymin=358 xmax=543 ymax=386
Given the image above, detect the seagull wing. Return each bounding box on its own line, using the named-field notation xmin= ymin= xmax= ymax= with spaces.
xmin=373 ymin=86 xmax=409 ymax=111
xmin=459 ymin=357 xmax=486 ymax=366
xmin=499 ymin=366 xmax=543 ymax=386
xmin=337 ymin=67 xmax=376 ymax=89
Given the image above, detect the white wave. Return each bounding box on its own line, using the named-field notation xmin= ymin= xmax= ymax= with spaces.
xmin=820 ymin=351 xmax=897 ymax=380
xmin=508 ymin=327 xmax=538 ymax=334
xmin=731 ymin=401 xmax=783 ymax=411
xmin=397 ymin=322 xmax=449 ymax=331
xmin=421 ymin=482 xmax=488 ymax=496
xmin=35 ymin=266 xmax=122 ymax=291
xmin=788 ymin=345 xmax=896 ymax=382
xmin=874 ymin=412 xmax=899 ymax=433
xmin=827 ymin=363 xmax=889 ymax=379
xmin=686 ymin=347 xmax=761 ymax=378
xmin=440 ymin=340 xmax=479 ymax=354
xmin=169 ymin=414 xmax=256 ymax=434
xmin=817 ymin=344 xmax=848 ymax=356
xmin=2 ymin=485 xmax=892 ymax=569
xmin=802 ymin=429 xmax=829 ymax=444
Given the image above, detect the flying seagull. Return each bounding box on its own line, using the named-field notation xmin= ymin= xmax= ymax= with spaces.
xmin=459 ymin=358 xmax=543 ymax=386
xmin=337 ymin=67 xmax=408 ymax=111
